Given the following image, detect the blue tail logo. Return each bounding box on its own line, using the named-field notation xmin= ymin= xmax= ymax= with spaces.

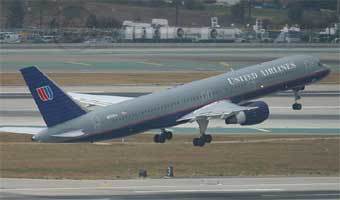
xmin=20 ymin=66 xmax=86 ymax=127
xmin=36 ymin=86 xmax=53 ymax=101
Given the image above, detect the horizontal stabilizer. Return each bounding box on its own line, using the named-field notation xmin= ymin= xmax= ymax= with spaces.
xmin=52 ymin=129 xmax=85 ymax=138
xmin=0 ymin=126 xmax=46 ymax=135
xmin=68 ymin=92 xmax=133 ymax=107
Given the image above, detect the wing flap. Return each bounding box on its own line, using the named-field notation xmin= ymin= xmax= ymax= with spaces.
xmin=177 ymin=100 xmax=256 ymax=122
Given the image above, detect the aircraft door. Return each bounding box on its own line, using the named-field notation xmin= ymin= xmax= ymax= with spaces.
xmin=303 ymin=59 xmax=314 ymax=74
xmin=92 ymin=115 xmax=101 ymax=131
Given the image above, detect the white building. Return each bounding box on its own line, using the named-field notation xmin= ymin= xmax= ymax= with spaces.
xmin=213 ymin=0 xmax=241 ymax=6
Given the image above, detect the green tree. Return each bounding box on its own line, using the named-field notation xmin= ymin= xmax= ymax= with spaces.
xmin=272 ymin=0 xmax=282 ymax=9
xmin=86 ymin=14 xmax=98 ymax=28
xmin=287 ymin=2 xmax=303 ymax=23
xmin=230 ymin=1 xmax=245 ymax=24
xmin=97 ymin=17 xmax=121 ymax=28
xmin=183 ymin=0 xmax=205 ymax=10
xmin=6 ymin=0 xmax=25 ymax=28
xmin=49 ymin=18 xmax=59 ymax=29
xmin=148 ymin=0 xmax=167 ymax=7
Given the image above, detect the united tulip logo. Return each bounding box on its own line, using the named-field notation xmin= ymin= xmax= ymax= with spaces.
xmin=36 ymin=86 xmax=54 ymax=101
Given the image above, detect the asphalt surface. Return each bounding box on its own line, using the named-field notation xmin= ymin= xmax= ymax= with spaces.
xmin=1 ymin=85 xmax=339 ymax=132
xmin=2 ymin=191 xmax=340 ymax=200
xmin=1 ymin=47 xmax=339 ymax=72
xmin=1 ymin=177 xmax=339 ymax=200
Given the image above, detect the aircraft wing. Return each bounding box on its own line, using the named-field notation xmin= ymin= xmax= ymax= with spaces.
xmin=0 ymin=126 xmax=46 ymax=135
xmin=177 ymin=100 xmax=257 ymax=122
xmin=68 ymin=92 xmax=133 ymax=107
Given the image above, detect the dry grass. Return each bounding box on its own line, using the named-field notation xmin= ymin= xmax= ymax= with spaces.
xmin=1 ymin=72 xmax=339 ymax=86
xmin=0 ymin=134 xmax=339 ymax=179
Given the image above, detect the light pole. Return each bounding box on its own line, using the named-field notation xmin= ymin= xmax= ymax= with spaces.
xmin=337 ymin=0 xmax=340 ymax=22
xmin=175 ymin=0 xmax=184 ymax=26
xmin=248 ymin=0 xmax=252 ymax=22
xmin=175 ymin=1 xmax=179 ymax=26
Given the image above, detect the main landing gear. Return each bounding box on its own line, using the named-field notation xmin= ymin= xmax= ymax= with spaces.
xmin=154 ymin=129 xmax=173 ymax=143
xmin=193 ymin=118 xmax=212 ymax=147
xmin=292 ymin=86 xmax=304 ymax=110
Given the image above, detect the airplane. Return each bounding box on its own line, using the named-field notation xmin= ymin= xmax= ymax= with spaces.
xmin=0 ymin=55 xmax=330 ymax=147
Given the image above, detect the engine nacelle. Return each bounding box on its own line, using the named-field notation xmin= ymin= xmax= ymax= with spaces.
xmin=225 ymin=101 xmax=269 ymax=125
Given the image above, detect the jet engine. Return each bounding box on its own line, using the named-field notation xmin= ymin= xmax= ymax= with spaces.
xmin=225 ymin=101 xmax=269 ymax=125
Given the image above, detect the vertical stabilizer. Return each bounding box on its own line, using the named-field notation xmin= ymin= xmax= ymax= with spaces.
xmin=20 ymin=66 xmax=86 ymax=127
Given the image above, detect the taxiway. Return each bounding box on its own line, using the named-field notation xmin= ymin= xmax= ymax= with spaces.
xmin=1 ymin=177 xmax=339 ymax=199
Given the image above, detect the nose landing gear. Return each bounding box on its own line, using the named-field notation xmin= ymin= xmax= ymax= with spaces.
xmin=292 ymin=102 xmax=302 ymax=110
xmin=292 ymin=87 xmax=304 ymax=110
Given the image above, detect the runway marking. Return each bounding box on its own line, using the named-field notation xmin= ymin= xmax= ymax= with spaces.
xmin=134 ymin=188 xmax=284 ymax=193
xmin=211 ymin=137 xmax=340 ymax=144
xmin=295 ymin=193 xmax=340 ymax=197
xmin=100 ymin=137 xmax=340 ymax=145
xmin=137 ymin=61 xmax=163 ymax=66
xmin=93 ymin=142 xmax=112 ymax=145
xmin=262 ymin=193 xmax=340 ymax=197
xmin=65 ymin=61 xmax=91 ymax=66
xmin=271 ymin=106 xmax=340 ymax=109
xmin=1 ymin=182 xmax=338 ymax=192
xmin=219 ymin=62 xmax=231 ymax=68
xmin=1 ymin=137 xmax=338 ymax=146
xmin=253 ymin=128 xmax=271 ymax=133
xmin=0 ymin=185 xmax=177 ymax=191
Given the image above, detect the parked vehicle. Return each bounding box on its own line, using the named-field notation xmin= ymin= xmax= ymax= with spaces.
xmin=0 ymin=32 xmax=21 ymax=43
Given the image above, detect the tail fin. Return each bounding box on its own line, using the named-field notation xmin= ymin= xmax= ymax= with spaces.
xmin=20 ymin=66 xmax=86 ymax=127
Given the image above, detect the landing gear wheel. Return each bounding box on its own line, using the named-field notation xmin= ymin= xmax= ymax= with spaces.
xmin=193 ymin=137 xmax=205 ymax=147
xmin=154 ymin=134 xmax=166 ymax=143
xmin=153 ymin=134 xmax=160 ymax=143
xmin=159 ymin=134 xmax=166 ymax=143
xmin=292 ymin=103 xmax=302 ymax=110
xmin=204 ymin=134 xmax=212 ymax=143
xmin=165 ymin=131 xmax=173 ymax=140
xmin=193 ymin=138 xmax=199 ymax=146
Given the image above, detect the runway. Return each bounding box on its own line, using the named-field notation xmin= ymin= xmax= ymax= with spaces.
xmin=1 ymin=177 xmax=339 ymax=199
xmin=1 ymin=46 xmax=339 ymax=199
xmin=1 ymin=84 xmax=339 ymax=133
xmin=1 ymin=89 xmax=340 ymax=98
xmin=1 ymin=47 xmax=339 ymax=73
xmin=3 ymin=191 xmax=340 ymax=200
